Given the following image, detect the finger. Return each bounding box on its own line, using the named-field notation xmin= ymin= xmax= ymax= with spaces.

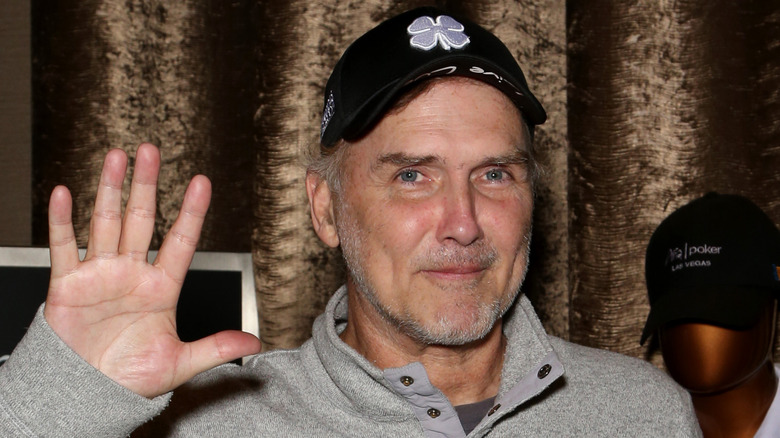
xmin=154 ymin=175 xmax=211 ymax=283
xmin=183 ymin=331 xmax=262 ymax=379
xmin=119 ymin=143 xmax=161 ymax=259
xmin=48 ymin=185 xmax=80 ymax=278
xmin=85 ymin=149 xmax=128 ymax=259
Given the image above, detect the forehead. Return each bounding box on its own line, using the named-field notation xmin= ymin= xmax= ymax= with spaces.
xmin=347 ymin=78 xmax=529 ymax=160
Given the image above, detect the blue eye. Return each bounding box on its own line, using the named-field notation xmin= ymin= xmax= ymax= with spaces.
xmin=485 ymin=169 xmax=504 ymax=181
xmin=399 ymin=170 xmax=419 ymax=182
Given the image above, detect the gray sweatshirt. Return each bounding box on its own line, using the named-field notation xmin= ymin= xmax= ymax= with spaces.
xmin=0 ymin=286 xmax=701 ymax=437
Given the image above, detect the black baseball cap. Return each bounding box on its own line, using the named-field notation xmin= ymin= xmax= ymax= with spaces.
xmin=640 ymin=192 xmax=780 ymax=345
xmin=319 ymin=7 xmax=547 ymax=147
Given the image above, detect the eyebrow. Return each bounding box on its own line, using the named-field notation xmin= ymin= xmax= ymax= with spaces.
xmin=477 ymin=149 xmax=530 ymax=167
xmin=373 ymin=153 xmax=442 ymax=171
xmin=372 ymin=149 xmax=530 ymax=172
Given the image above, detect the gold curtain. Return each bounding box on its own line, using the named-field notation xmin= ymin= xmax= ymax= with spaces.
xmin=31 ymin=0 xmax=778 ymax=363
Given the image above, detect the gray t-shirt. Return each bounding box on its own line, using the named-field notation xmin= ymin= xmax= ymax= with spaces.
xmin=455 ymin=397 xmax=496 ymax=435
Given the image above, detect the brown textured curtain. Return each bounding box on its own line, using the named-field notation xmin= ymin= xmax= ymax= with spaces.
xmin=32 ymin=1 xmax=256 ymax=252
xmin=31 ymin=0 xmax=778 ymax=363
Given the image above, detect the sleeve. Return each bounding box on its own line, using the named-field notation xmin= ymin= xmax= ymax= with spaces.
xmin=0 ymin=305 xmax=171 ymax=438
xmin=673 ymin=384 xmax=703 ymax=438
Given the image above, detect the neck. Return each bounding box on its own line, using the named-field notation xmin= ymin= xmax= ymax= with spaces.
xmin=340 ymin=286 xmax=506 ymax=406
xmin=690 ymin=360 xmax=777 ymax=438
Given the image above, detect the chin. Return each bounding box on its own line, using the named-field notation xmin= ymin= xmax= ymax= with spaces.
xmin=407 ymin=301 xmax=506 ymax=346
xmin=407 ymin=323 xmax=493 ymax=346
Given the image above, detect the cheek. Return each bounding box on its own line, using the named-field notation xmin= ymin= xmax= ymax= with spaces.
xmin=360 ymin=199 xmax=438 ymax=261
xmin=483 ymin=196 xmax=532 ymax=246
xmin=399 ymin=203 xmax=438 ymax=237
xmin=380 ymin=196 xmax=440 ymax=233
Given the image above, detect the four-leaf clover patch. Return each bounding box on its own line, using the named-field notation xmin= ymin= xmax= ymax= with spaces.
xmin=407 ymin=15 xmax=470 ymax=51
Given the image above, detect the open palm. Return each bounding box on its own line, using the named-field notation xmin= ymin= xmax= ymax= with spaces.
xmin=43 ymin=144 xmax=261 ymax=398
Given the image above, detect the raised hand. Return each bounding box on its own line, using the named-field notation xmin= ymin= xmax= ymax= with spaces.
xmin=43 ymin=143 xmax=261 ymax=398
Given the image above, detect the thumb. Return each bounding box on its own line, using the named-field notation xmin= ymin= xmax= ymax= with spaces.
xmin=184 ymin=330 xmax=262 ymax=377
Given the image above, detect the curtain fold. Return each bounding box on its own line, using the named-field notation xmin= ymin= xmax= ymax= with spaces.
xmin=32 ymin=0 xmax=255 ymax=252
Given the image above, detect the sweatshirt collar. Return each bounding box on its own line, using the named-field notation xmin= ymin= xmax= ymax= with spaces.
xmin=309 ymin=286 xmax=564 ymax=421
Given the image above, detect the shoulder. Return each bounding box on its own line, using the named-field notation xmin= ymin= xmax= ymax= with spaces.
xmin=550 ymin=336 xmax=679 ymax=392
xmin=544 ymin=337 xmax=700 ymax=435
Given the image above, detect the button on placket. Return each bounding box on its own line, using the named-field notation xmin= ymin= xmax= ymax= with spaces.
xmin=427 ymin=408 xmax=441 ymax=418
xmin=537 ymin=363 xmax=552 ymax=379
xmin=400 ymin=376 xmax=414 ymax=386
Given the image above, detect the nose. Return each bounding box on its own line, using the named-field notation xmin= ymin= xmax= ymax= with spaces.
xmin=436 ymin=180 xmax=482 ymax=246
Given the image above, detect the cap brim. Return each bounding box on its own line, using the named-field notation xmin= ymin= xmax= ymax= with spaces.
xmin=338 ymin=54 xmax=547 ymax=144
xmin=640 ymin=284 xmax=775 ymax=345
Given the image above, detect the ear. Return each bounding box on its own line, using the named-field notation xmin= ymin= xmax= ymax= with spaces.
xmin=306 ymin=171 xmax=340 ymax=248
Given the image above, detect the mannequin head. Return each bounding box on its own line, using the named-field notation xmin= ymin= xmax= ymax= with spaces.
xmin=659 ymin=298 xmax=776 ymax=394
xmin=642 ymin=193 xmax=780 ymax=435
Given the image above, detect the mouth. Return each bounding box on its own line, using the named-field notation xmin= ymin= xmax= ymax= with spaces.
xmin=421 ymin=265 xmax=487 ymax=281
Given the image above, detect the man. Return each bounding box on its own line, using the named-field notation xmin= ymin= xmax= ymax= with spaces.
xmin=641 ymin=193 xmax=780 ymax=437
xmin=0 ymin=7 xmax=699 ymax=437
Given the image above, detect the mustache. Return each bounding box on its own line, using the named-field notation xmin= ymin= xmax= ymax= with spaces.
xmin=412 ymin=240 xmax=498 ymax=271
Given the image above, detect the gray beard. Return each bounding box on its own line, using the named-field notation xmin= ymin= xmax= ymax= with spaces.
xmin=335 ymin=201 xmax=531 ymax=346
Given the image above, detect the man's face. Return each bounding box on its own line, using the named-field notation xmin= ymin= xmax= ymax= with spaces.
xmin=334 ymin=78 xmax=533 ymax=346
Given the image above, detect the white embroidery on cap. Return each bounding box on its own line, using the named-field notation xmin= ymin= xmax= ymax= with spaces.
xmin=409 ymin=65 xmax=458 ymax=84
xmin=321 ymin=91 xmax=335 ymax=139
xmin=469 ymin=66 xmax=525 ymax=99
xmin=665 ymin=242 xmax=723 ymax=272
xmin=407 ymin=15 xmax=470 ymax=51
